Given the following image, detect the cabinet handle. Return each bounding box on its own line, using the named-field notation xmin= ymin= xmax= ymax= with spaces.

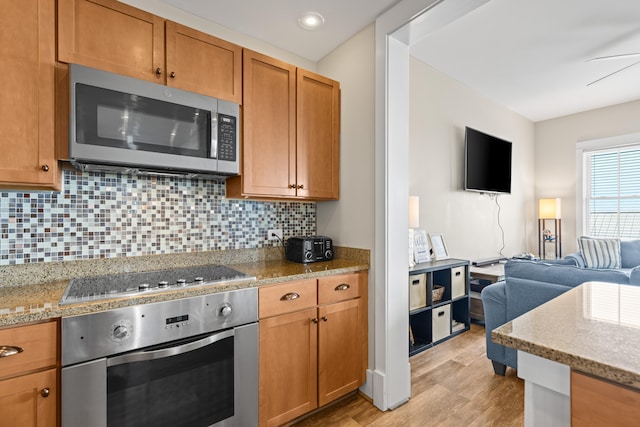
xmin=155 ymin=67 xmax=162 ymax=75
xmin=0 ymin=345 xmax=23 ymax=357
xmin=288 ymin=184 xmax=296 ymax=189
xmin=297 ymin=184 xmax=304 ymax=189
xmin=40 ymin=388 xmax=50 ymax=398
xmin=280 ymin=292 xmax=300 ymax=301
xmin=41 ymin=164 xmax=49 ymax=172
xmin=334 ymin=284 xmax=350 ymax=291
xmin=322 ymin=316 xmax=328 ymax=322
xmin=312 ymin=318 xmax=319 ymax=324
xmin=412 ymin=279 xmax=420 ymax=285
xmin=437 ymin=311 xmax=446 ymax=317
xmin=170 ymin=71 xmax=176 ymax=78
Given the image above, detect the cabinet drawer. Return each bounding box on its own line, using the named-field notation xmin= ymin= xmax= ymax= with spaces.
xmin=0 ymin=321 xmax=57 ymax=380
xmin=259 ymin=279 xmax=317 ymax=318
xmin=318 ymin=273 xmax=360 ymax=305
xmin=451 ymin=266 xmax=466 ymax=299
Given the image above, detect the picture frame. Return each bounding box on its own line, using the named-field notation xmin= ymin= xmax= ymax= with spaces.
xmin=428 ymin=233 xmax=450 ymax=260
xmin=413 ymin=229 xmax=431 ymax=264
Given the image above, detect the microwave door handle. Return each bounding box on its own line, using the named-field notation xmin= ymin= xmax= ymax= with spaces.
xmin=106 ymin=328 xmax=234 ymax=367
xmin=211 ymin=112 xmax=218 ymax=159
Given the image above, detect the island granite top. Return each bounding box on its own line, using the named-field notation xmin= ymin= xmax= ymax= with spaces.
xmin=492 ymin=281 xmax=640 ymax=389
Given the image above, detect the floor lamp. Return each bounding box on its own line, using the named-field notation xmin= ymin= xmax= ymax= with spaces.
xmin=538 ymin=198 xmax=562 ymax=259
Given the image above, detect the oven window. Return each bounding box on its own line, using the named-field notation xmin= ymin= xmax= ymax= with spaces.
xmin=107 ymin=334 xmax=233 ymax=427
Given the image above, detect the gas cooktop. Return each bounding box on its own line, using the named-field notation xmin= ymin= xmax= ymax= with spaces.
xmin=59 ymin=264 xmax=255 ymax=305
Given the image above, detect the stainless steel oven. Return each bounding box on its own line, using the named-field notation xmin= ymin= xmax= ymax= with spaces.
xmin=61 ymin=285 xmax=257 ymax=427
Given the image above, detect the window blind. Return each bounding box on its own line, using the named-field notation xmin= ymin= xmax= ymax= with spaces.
xmin=583 ymin=145 xmax=640 ymax=238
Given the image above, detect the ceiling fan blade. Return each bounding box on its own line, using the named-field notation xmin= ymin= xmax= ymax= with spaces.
xmin=587 ymin=52 xmax=640 ymax=62
xmin=587 ymin=60 xmax=640 ymax=86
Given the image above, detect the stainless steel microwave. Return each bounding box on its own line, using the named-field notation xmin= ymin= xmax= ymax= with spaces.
xmin=66 ymin=64 xmax=240 ymax=178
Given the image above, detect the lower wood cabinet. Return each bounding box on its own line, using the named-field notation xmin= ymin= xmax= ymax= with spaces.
xmin=258 ymin=271 xmax=367 ymax=427
xmin=0 ymin=321 xmax=59 ymax=427
xmin=571 ymin=370 xmax=640 ymax=426
xmin=317 ymin=298 xmax=362 ymax=406
xmin=0 ymin=368 xmax=57 ymax=427
xmin=259 ymin=307 xmax=318 ymax=426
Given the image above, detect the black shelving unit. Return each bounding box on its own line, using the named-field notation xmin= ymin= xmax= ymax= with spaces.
xmin=409 ymin=258 xmax=471 ymax=356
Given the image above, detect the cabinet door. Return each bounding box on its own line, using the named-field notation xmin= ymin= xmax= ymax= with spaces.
xmin=165 ymin=21 xmax=242 ymax=103
xmin=232 ymin=49 xmax=297 ymax=198
xmin=318 ymin=298 xmax=362 ymax=406
xmin=58 ymin=0 xmax=165 ymax=83
xmin=0 ymin=0 xmax=58 ymax=190
xmin=0 ymin=368 xmax=57 ymax=427
xmin=259 ymin=308 xmax=317 ymax=427
xmin=296 ymin=69 xmax=340 ymax=200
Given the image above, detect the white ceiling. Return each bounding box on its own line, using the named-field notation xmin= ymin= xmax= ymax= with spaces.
xmin=163 ymin=0 xmax=640 ymax=122
xmin=411 ymin=0 xmax=640 ymax=122
xmin=160 ymin=0 xmax=402 ymax=62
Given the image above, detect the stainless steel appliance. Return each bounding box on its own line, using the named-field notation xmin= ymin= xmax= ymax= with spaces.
xmin=59 ymin=264 xmax=255 ymax=305
xmin=66 ymin=64 xmax=240 ymax=178
xmin=60 ymin=266 xmax=258 ymax=427
xmin=286 ymin=236 xmax=334 ymax=263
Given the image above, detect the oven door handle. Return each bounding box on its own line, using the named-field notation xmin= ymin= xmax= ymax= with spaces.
xmin=106 ymin=329 xmax=234 ymax=367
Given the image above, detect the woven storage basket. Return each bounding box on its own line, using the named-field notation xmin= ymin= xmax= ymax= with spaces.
xmin=432 ymin=285 xmax=445 ymax=303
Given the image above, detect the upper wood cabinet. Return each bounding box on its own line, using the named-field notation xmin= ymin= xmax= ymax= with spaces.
xmin=226 ymin=49 xmax=340 ymax=200
xmin=165 ymin=22 xmax=242 ymax=103
xmin=0 ymin=0 xmax=60 ymax=190
xmin=296 ymin=69 xmax=341 ymax=200
xmin=58 ymin=0 xmax=242 ymax=103
xmin=58 ymin=0 xmax=165 ymax=82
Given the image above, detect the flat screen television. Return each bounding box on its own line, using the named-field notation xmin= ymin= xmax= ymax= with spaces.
xmin=464 ymin=127 xmax=512 ymax=194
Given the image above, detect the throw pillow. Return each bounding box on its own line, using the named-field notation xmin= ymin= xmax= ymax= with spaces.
xmin=577 ymin=237 xmax=621 ymax=269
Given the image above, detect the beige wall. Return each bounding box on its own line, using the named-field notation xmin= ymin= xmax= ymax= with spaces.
xmin=316 ymin=25 xmax=375 ymax=251
xmin=535 ymin=99 xmax=640 ymax=254
xmin=409 ymin=57 xmax=537 ymax=261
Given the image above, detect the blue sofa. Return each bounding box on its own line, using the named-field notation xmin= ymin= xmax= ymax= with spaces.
xmin=481 ymin=258 xmax=640 ymax=375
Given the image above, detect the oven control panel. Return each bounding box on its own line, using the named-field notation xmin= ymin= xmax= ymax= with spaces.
xmin=61 ymin=287 xmax=258 ymax=367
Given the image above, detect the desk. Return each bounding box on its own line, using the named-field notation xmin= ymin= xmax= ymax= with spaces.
xmin=469 ymin=262 xmax=505 ymax=321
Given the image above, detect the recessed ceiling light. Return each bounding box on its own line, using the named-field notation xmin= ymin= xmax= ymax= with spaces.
xmin=298 ymin=11 xmax=325 ymax=30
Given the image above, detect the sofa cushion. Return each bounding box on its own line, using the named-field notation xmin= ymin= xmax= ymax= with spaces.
xmin=578 ymin=236 xmax=621 ymax=269
xmin=621 ymin=240 xmax=640 ymax=269
xmin=505 ymin=259 xmax=630 ymax=287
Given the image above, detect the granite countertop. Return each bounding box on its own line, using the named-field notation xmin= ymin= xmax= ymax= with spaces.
xmin=0 ymin=247 xmax=369 ymax=327
xmin=492 ymin=281 xmax=640 ymax=389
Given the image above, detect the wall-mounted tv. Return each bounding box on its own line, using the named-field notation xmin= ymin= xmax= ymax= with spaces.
xmin=464 ymin=127 xmax=512 ymax=194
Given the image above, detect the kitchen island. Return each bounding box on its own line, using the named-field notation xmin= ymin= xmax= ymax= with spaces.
xmin=492 ymin=281 xmax=640 ymax=426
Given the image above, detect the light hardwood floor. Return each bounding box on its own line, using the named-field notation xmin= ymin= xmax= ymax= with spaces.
xmin=293 ymin=323 xmax=524 ymax=426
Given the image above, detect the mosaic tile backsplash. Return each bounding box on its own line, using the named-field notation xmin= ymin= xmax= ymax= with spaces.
xmin=0 ymin=170 xmax=316 ymax=265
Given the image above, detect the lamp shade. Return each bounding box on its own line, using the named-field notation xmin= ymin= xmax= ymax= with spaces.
xmin=538 ymin=198 xmax=561 ymax=219
xmin=409 ymin=196 xmax=420 ymax=228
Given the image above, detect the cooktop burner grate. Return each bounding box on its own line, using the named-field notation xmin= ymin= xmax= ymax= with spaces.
xmin=60 ymin=264 xmax=255 ymax=305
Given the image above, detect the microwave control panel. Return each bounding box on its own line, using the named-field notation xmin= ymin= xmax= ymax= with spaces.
xmin=217 ymin=114 xmax=237 ymax=161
